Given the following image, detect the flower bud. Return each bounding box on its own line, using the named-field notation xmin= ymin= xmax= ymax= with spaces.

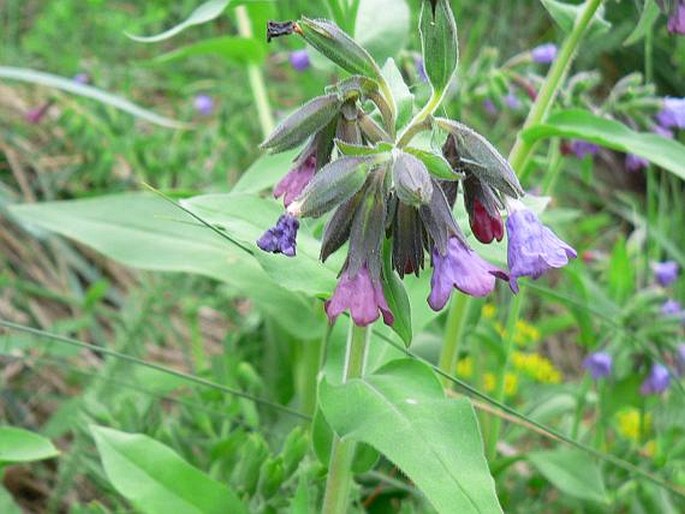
xmin=392 ymin=151 xmax=434 ymax=207
xmin=257 ymin=457 xmax=285 ymax=499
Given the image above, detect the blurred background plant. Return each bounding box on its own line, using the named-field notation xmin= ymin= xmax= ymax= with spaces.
xmin=1 ymin=0 xmax=685 ymax=513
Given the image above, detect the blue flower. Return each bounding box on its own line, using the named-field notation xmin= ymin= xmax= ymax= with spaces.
xmin=640 ymin=363 xmax=671 ymax=395
xmin=625 ymin=153 xmax=649 ymax=172
xmin=504 ymin=90 xmax=521 ymax=110
xmin=256 ymin=213 xmax=299 ymax=257
xmin=194 ymin=94 xmax=215 ymax=116
xmin=583 ymin=352 xmax=612 ymax=380
xmin=652 ymin=260 xmax=679 ymax=287
xmin=506 ymin=205 xmax=577 ymax=293
xmin=289 ymin=50 xmax=311 ymax=72
xmin=656 ymin=97 xmax=685 ymax=129
xmin=569 ymin=140 xmax=599 ymax=159
xmin=531 ymin=43 xmax=558 ymax=64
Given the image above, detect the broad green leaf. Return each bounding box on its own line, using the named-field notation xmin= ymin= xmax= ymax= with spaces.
xmin=355 ymin=0 xmax=411 ymax=66
xmin=381 ymin=58 xmax=414 ymax=130
xmin=154 ymin=36 xmax=266 ymax=65
xmin=232 ymin=150 xmax=300 ymax=194
xmin=0 ymin=486 xmax=21 ymax=514
xmin=624 ymin=0 xmax=660 ymax=46
xmin=8 ymin=194 xmax=322 ymax=338
xmin=539 ymin=0 xmax=610 ymax=37
xmin=419 ymin=0 xmax=459 ymax=94
xmin=0 ymin=427 xmax=59 ymax=464
xmin=126 ymin=0 xmax=230 ymax=43
xmin=528 ymin=448 xmax=608 ymax=504
xmin=522 ymin=109 xmax=685 ymax=180
xmin=0 ymin=66 xmax=187 ymax=129
xmin=319 ymin=359 xmax=503 ymax=514
xmin=91 ymin=426 xmax=248 ymax=514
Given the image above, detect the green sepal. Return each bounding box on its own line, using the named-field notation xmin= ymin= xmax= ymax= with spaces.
xmin=382 ymin=240 xmax=413 ymax=346
xmin=405 ymin=146 xmax=462 ymax=181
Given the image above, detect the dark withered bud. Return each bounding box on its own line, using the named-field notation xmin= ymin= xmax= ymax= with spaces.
xmin=320 ymin=189 xmax=364 ymax=262
xmin=419 ymin=179 xmax=463 ymax=256
xmin=462 ymin=174 xmax=504 ymax=244
xmin=392 ymin=202 xmax=426 ymax=277
xmin=336 ymin=101 xmax=362 ymax=145
xmin=267 ymin=21 xmax=297 ymax=43
xmin=392 ymin=151 xmax=434 ymax=207
xmin=335 ymin=75 xmax=394 ymax=130
xmin=261 ymin=94 xmax=342 ymax=153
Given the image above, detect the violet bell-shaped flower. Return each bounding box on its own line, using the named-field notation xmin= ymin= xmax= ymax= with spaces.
xmin=625 ymin=153 xmax=649 ymax=172
xmin=667 ymin=1 xmax=685 ymax=34
xmin=274 ymin=154 xmax=316 ymax=207
xmin=194 ymin=94 xmax=215 ymax=116
xmin=652 ymin=260 xmax=679 ymax=287
xmin=531 ymin=43 xmax=557 ymax=64
xmin=583 ymin=352 xmax=612 ymax=380
xmin=505 ymin=199 xmax=577 ymax=293
xmin=657 ymin=97 xmax=685 ymax=129
xmin=428 ymin=237 xmax=508 ymax=311
xmin=640 ymin=363 xmax=671 ymax=395
xmin=325 ymin=264 xmax=394 ymax=326
xmin=256 ymin=213 xmax=299 ymax=257
xmin=289 ymin=49 xmax=311 ymax=71
xmin=569 ymin=140 xmax=599 ymax=159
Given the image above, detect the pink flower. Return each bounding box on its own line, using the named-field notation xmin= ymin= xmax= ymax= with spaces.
xmin=325 ymin=265 xmax=394 ymax=326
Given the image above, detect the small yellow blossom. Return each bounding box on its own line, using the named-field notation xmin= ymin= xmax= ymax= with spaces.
xmin=513 ymin=320 xmax=541 ymax=347
xmin=511 ymin=351 xmax=562 ymax=384
xmin=641 ymin=439 xmax=657 ymax=458
xmin=616 ymin=408 xmax=652 ymax=441
xmin=483 ymin=372 xmax=518 ymax=396
xmin=456 ymin=357 xmax=473 ymax=378
xmin=482 ymin=303 xmax=496 ymax=319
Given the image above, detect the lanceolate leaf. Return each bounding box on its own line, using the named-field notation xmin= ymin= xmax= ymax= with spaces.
xmin=521 ymin=109 xmax=685 ymax=180
xmin=319 ymin=359 xmax=503 ymax=514
xmin=539 ymin=0 xmax=611 ymax=38
xmin=91 ymin=426 xmax=248 ymax=514
xmin=624 ymin=0 xmax=660 ymax=46
xmin=419 ymin=0 xmax=458 ymax=94
xmin=0 ymin=66 xmax=187 ymax=129
xmin=0 ymin=427 xmax=59 ymax=464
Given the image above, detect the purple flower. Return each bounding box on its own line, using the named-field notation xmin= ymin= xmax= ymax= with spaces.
xmin=274 ymin=155 xmax=316 ymax=207
xmin=625 ymin=154 xmax=649 ymax=172
xmin=583 ymin=352 xmax=612 ymax=380
xmin=428 ymin=236 xmax=508 ymax=311
xmin=652 ymin=124 xmax=674 ymax=139
xmin=656 ymin=97 xmax=685 ymax=129
xmin=652 ymin=261 xmax=679 ymax=287
xmin=531 ymin=43 xmax=558 ymax=64
xmin=194 ymin=94 xmax=214 ymax=116
xmin=640 ymin=363 xmax=671 ymax=395
xmin=25 ymin=101 xmax=54 ymax=124
xmin=289 ymin=50 xmax=311 ymax=71
xmin=73 ymin=72 xmax=90 ymax=85
xmin=506 ymin=205 xmax=577 ymax=293
xmin=415 ymin=56 xmax=428 ymax=83
xmin=661 ymin=299 xmax=685 ymax=320
xmin=483 ymin=99 xmax=497 ymax=115
xmin=504 ymin=90 xmax=521 ymax=110
xmin=569 ymin=140 xmax=599 ymax=159
xmin=667 ymin=1 xmax=685 ymax=34
xmin=256 ymin=213 xmax=299 ymax=257
xmin=325 ymin=265 xmax=394 ymax=326
xmin=676 ymin=344 xmax=685 ymax=375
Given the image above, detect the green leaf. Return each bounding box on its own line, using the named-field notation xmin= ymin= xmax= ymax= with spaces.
xmin=382 ymin=242 xmax=412 ymax=346
xmin=380 ymin=58 xmax=414 ymax=130
xmin=624 ymin=0 xmax=660 ymax=46
xmin=91 ymin=426 xmax=248 ymax=514
xmin=608 ymin=236 xmax=634 ymax=304
xmin=335 ymin=140 xmax=389 ymax=157
xmin=0 ymin=427 xmax=59 ymax=464
xmin=528 ymin=449 xmax=608 ymax=504
xmin=404 ymin=147 xmax=459 ymax=181
xmin=319 ymin=359 xmax=503 ymax=514
xmin=0 ymin=486 xmax=21 ymax=514
xmin=419 ymin=0 xmax=459 ymax=94
xmin=0 ymin=66 xmax=187 ymax=129
xmin=232 ymin=150 xmax=300 ymax=194
xmin=355 ymin=0 xmax=411 ymax=66
xmin=521 ymin=109 xmax=685 ymax=180
xmin=8 ymin=193 xmax=322 ymax=339
xmin=126 ymin=0 xmax=230 ymax=43
xmin=154 ymin=36 xmax=266 ymax=65
xmin=539 ymin=0 xmax=610 ymax=38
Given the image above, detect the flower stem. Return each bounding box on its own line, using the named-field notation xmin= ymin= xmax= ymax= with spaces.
xmin=321 ymin=322 xmax=369 ymax=514
xmin=438 ymin=293 xmax=471 ymax=389
xmin=397 ymin=88 xmax=443 ymax=147
xmin=235 ymin=6 xmax=275 ymax=139
xmin=510 ymin=0 xmax=605 ymax=180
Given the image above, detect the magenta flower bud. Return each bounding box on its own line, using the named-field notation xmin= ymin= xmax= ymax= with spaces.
xmin=569 ymin=140 xmax=599 ymax=159
xmin=583 ymin=352 xmax=612 ymax=380
xmin=505 ymin=204 xmax=577 ymax=293
xmin=652 ymin=260 xmax=679 ymax=287
xmin=289 ymin=49 xmax=311 ymax=71
xmin=428 ymin=237 xmax=508 ymax=311
xmin=325 ymin=264 xmax=394 ymax=326
xmin=656 ymin=97 xmax=685 ymax=129
xmin=625 ymin=153 xmax=649 ymax=172
xmin=25 ymin=101 xmax=54 ymax=124
xmin=274 ymin=154 xmax=316 ymax=207
xmin=667 ymin=1 xmax=685 ymax=34
xmin=73 ymin=72 xmax=90 ymax=85
xmin=194 ymin=94 xmax=214 ymax=116
xmin=640 ymin=363 xmax=671 ymax=395
xmin=531 ymin=43 xmax=558 ymax=64
xmin=470 ymin=198 xmax=504 ymax=244
xmin=256 ymin=213 xmax=299 ymax=257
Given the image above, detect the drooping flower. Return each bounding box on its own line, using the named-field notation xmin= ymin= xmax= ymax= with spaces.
xmin=325 ymin=264 xmax=394 ymax=326
xmin=194 ymin=94 xmax=215 ymax=116
xmin=483 ymin=98 xmax=497 ymax=115
xmin=569 ymin=140 xmax=599 ymax=159
xmin=640 ymin=363 xmax=671 ymax=395
xmin=73 ymin=72 xmax=90 ymax=85
xmin=504 ymin=90 xmax=521 ymax=110
xmin=652 ymin=124 xmax=674 ymax=139
xmin=274 ymin=154 xmax=316 ymax=207
xmin=428 ymin=236 xmax=508 ymax=310
xmin=652 ymin=260 xmax=679 ymax=287
xmin=289 ymin=49 xmax=311 ymax=71
xmin=667 ymin=1 xmax=685 ymax=34
xmin=583 ymin=352 xmax=613 ymax=380
xmin=256 ymin=213 xmax=299 ymax=256
xmin=531 ymin=43 xmax=558 ymax=64
xmin=625 ymin=153 xmax=649 ymax=172
xmin=661 ymin=299 xmax=685 ymax=321
xmin=505 ymin=202 xmax=577 ymax=293
xmin=656 ymin=97 xmax=685 ymax=129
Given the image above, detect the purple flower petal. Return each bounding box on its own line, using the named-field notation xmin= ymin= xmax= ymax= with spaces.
xmin=506 ymin=208 xmax=577 ymax=293
xmin=289 ymin=50 xmax=311 ymax=72
xmin=428 ymin=237 xmax=507 ymax=311
xmin=504 ymin=90 xmax=521 ymax=110
xmin=415 ymin=56 xmax=428 ymax=83
xmin=640 ymin=363 xmax=671 ymax=395
xmin=274 ymin=155 xmax=316 ymax=207
xmin=73 ymin=72 xmax=90 ymax=85
xmin=656 ymin=97 xmax=685 ymax=129
xmin=531 ymin=43 xmax=558 ymax=64
xmin=194 ymin=94 xmax=214 ymax=116
xmin=256 ymin=213 xmax=299 ymax=257
xmin=667 ymin=1 xmax=685 ymax=34
xmin=652 ymin=260 xmax=679 ymax=287
xmin=325 ymin=265 xmax=394 ymax=326
xmin=483 ymin=99 xmax=497 ymax=115
xmin=569 ymin=140 xmax=599 ymax=159
xmin=625 ymin=153 xmax=649 ymax=172
xmin=661 ymin=299 xmax=685 ymax=322
xmin=583 ymin=352 xmax=612 ymax=380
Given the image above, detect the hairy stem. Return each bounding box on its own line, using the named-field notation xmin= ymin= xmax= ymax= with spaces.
xmin=321 ymin=322 xmax=369 ymax=513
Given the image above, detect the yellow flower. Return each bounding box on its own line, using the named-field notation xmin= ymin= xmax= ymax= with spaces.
xmin=483 ymin=372 xmax=518 ymax=396
xmin=513 ymin=320 xmax=541 ymax=347
xmin=482 ymin=303 xmax=496 ymax=319
xmin=616 ymin=408 xmax=652 ymax=441
xmin=456 ymin=357 xmax=473 ymax=378
xmin=511 ymin=351 xmax=562 ymax=384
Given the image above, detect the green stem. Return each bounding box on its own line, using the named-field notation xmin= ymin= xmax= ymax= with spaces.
xmin=438 ymin=293 xmax=471 ymax=388
xmin=321 ymin=322 xmax=369 ymax=514
xmin=397 ymin=89 xmax=443 ymax=147
xmin=296 ymin=326 xmax=329 ymax=417
xmin=235 ymin=6 xmax=275 ymax=138
xmin=511 ymin=0 xmax=604 ymax=181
